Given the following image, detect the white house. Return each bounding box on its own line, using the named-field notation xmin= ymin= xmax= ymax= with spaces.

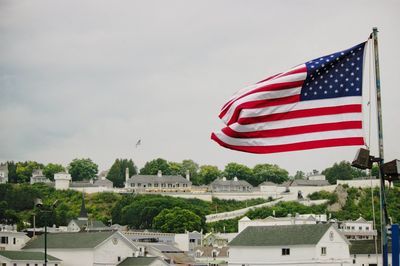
xmin=238 ymin=214 xmax=320 ymax=233
xmin=30 ymin=169 xmax=51 ymax=185
xmin=54 ymin=172 xmax=72 ymax=190
xmin=0 ymin=250 xmax=62 ymax=266
xmin=228 ymin=224 xmax=351 ymax=266
xmin=23 ymin=231 xmax=138 ymax=266
xmin=0 ymin=163 xmax=8 ymax=184
xmin=338 ymin=217 xmax=377 ymax=240
xmin=0 ymin=228 xmax=30 ymax=251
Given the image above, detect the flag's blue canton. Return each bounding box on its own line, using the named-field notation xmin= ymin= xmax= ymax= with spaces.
xmin=301 ymin=42 xmax=366 ymax=101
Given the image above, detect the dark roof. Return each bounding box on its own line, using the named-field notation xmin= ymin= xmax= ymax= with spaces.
xmin=118 ymin=257 xmax=158 ymax=266
xmin=0 ymin=251 xmax=61 ymax=261
xmin=349 ymin=240 xmax=392 ymax=254
xmin=71 ymin=219 xmax=107 ymax=229
xmin=23 ymin=231 xmax=115 ymax=249
xmin=229 ymin=224 xmax=331 ymax=246
xmin=127 ymin=175 xmax=191 ymax=184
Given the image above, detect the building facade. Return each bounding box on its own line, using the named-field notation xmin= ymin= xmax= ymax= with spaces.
xmin=126 ymin=171 xmax=191 ymax=193
xmin=229 ymin=224 xmax=351 ymax=266
xmin=210 ymin=177 xmax=253 ymax=192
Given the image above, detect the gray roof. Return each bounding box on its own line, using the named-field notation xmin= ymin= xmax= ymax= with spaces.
xmin=118 ymin=257 xmax=159 ymax=266
xmin=23 ymin=231 xmax=115 ymax=249
xmin=229 ymin=224 xmax=331 ymax=246
xmin=127 ymin=175 xmax=191 ymax=184
xmin=281 ymin=179 xmax=330 ymax=187
xmin=259 ymin=181 xmax=277 ymax=186
xmin=0 ymin=251 xmax=61 ymax=261
xmin=94 ymin=178 xmax=113 ymax=186
xmin=211 ymin=178 xmax=252 ymax=187
xmin=141 ymin=243 xmax=183 ymax=253
xmin=71 ymin=219 xmax=107 ymax=229
xmin=349 ymin=240 xmax=391 ymax=254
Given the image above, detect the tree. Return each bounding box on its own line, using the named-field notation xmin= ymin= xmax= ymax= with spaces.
xmin=153 ymin=207 xmax=202 ymax=233
xmin=106 ymin=159 xmax=137 ymax=187
xmin=6 ymin=161 xmax=17 ymax=183
xmin=169 ymin=162 xmax=182 ymax=175
xmin=322 ymin=161 xmax=366 ymax=184
xmin=43 ymin=163 xmax=65 ymax=180
xmin=199 ymin=165 xmax=221 ymax=185
xmin=140 ymin=158 xmax=171 ymax=175
xmin=223 ymin=163 xmax=253 ymax=181
xmin=180 ymin=159 xmax=200 ymax=184
xmin=15 ymin=161 xmax=44 ymax=183
xmin=293 ymin=170 xmax=306 ymax=180
xmin=68 ymin=158 xmax=98 ymax=181
xmin=252 ymin=164 xmax=289 ymax=185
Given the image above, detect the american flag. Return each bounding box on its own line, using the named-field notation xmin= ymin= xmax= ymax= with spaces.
xmin=211 ymin=42 xmax=367 ymax=154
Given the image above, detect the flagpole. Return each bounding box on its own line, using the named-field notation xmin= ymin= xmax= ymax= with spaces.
xmin=372 ymin=27 xmax=389 ymax=266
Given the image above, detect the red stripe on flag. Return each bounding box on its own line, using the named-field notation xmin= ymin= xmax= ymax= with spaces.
xmin=223 ymin=95 xmax=301 ymax=126
xmin=219 ymin=80 xmax=304 ymax=120
xmin=222 ymin=121 xmax=363 ymax=138
xmin=237 ymin=104 xmax=362 ymax=125
xmin=211 ymin=133 xmax=364 ymax=154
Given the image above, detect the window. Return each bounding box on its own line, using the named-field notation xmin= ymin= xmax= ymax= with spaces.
xmin=281 ymin=248 xmax=290 ymax=256
xmin=137 ymin=183 xmax=141 ymax=187
xmin=0 ymin=236 xmax=8 ymax=244
xmin=13 ymin=238 xmax=16 ymax=244
xmin=55 ymin=264 xmax=58 ymax=266
xmin=321 ymin=247 xmax=327 ymax=255
xmin=2 ymin=263 xmax=7 ymax=266
xmin=118 ymin=256 xmax=121 ymax=262
xmin=366 ymin=226 xmax=369 ymax=230
xmin=148 ymin=183 xmax=152 ymax=187
xmin=154 ymin=183 xmax=159 ymax=187
xmin=359 ymin=226 xmax=362 ymax=230
xmin=130 ymin=183 xmax=135 ymax=187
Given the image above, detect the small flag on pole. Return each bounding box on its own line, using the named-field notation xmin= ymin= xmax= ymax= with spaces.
xmin=211 ymin=41 xmax=367 ymax=154
xmin=135 ymin=139 xmax=141 ymax=148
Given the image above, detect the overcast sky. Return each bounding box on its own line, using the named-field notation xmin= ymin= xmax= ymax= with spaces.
xmin=1 ymin=0 xmax=399 ymax=175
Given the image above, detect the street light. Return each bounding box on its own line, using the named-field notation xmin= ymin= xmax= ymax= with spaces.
xmin=34 ymin=198 xmax=59 ymax=266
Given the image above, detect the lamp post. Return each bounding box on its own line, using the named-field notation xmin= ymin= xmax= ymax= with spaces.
xmin=34 ymin=198 xmax=58 ymax=266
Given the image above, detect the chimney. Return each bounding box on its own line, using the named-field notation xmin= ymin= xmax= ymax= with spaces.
xmin=157 ymin=170 xmax=162 ymax=177
xmin=125 ymin=168 xmax=129 ymax=182
xmin=186 ymin=170 xmax=190 ymax=181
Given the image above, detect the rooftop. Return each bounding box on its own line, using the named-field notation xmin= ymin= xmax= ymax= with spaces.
xmin=118 ymin=257 xmax=159 ymax=266
xmin=230 ymin=224 xmax=331 ymax=246
xmin=0 ymin=251 xmax=61 ymax=261
xmin=23 ymin=231 xmax=115 ymax=249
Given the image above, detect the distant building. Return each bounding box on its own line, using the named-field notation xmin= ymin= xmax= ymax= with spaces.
xmin=23 ymin=231 xmax=138 ymax=266
xmin=349 ymin=240 xmax=392 ymax=266
xmin=0 ymin=226 xmax=30 ymax=251
xmin=229 ymin=224 xmax=351 ymax=266
xmin=54 ymin=172 xmax=72 ymax=190
xmin=338 ymin=217 xmax=377 ymax=240
xmin=30 ymin=169 xmax=51 ymax=184
xmin=174 ymin=231 xmax=202 ymax=253
xmin=138 ymin=242 xmax=195 ymax=265
xmin=126 ymin=171 xmax=191 ymax=192
xmin=209 ymin=177 xmax=253 ymax=192
xmin=238 ymin=214 xmax=323 ymax=233
xmin=0 ymin=163 xmax=8 ymax=184
xmin=124 ymin=231 xmax=175 ymax=244
xmin=0 ymin=250 xmax=62 ymax=266
xmin=194 ymin=246 xmax=229 ymax=266
xmin=67 ymin=193 xmax=111 ymax=232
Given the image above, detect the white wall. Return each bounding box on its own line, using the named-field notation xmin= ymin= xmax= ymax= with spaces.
xmin=94 ymin=233 xmax=136 ymax=265
xmin=27 ymin=248 xmax=93 ymax=266
xmin=0 ymin=232 xmax=30 ymax=250
xmin=316 ymin=227 xmax=351 ymax=262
